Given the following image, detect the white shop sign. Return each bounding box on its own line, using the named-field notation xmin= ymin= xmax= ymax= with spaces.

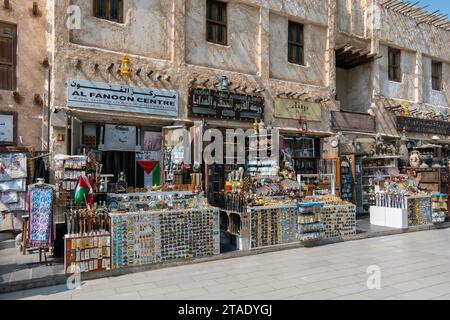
xmin=0 ymin=114 xmax=14 ymax=144
xmin=67 ymin=79 xmax=179 ymax=117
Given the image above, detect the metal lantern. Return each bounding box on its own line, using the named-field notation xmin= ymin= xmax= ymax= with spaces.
xmin=218 ymin=75 xmax=229 ymax=91
xmin=120 ymin=53 xmax=132 ymax=76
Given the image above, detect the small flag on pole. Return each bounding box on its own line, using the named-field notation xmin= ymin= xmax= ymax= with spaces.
xmin=74 ymin=175 xmax=94 ymax=207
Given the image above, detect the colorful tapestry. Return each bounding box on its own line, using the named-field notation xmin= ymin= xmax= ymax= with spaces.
xmin=28 ymin=187 xmax=54 ymax=248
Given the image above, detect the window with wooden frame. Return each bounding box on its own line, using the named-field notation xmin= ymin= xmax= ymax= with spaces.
xmin=0 ymin=22 xmax=17 ymax=91
xmin=388 ymin=47 xmax=401 ymax=82
xmin=94 ymin=0 xmax=124 ymax=23
xmin=431 ymin=61 xmax=442 ymax=91
xmin=206 ymin=0 xmax=227 ymax=45
xmin=288 ymin=21 xmax=304 ymax=65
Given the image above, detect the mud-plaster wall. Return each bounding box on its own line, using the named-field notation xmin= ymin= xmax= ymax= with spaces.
xmin=269 ymin=13 xmax=327 ymax=86
xmin=50 ymin=0 xmax=336 ymax=156
xmin=422 ymin=56 xmax=449 ymax=107
xmin=379 ymin=45 xmax=416 ymax=102
xmin=185 ymin=0 xmax=259 ymax=75
xmin=69 ymin=0 xmax=173 ymax=61
xmin=0 ymin=0 xmax=48 ymax=150
xmin=336 ymin=0 xmax=367 ymax=37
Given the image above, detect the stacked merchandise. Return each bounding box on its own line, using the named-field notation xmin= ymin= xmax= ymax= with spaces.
xmin=249 ymin=205 xmax=298 ymax=249
xmin=431 ymin=193 xmax=448 ymax=223
xmin=107 ymin=191 xmax=206 ymax=212
xmin=54 ymin=155 xmax=87 ymax=192
xmin=297 ymin=202 xmax=324 ymax=242
xmin=304 ymin=196 xmax=356 ymax=239
xmin=108 ymin=192 xmax=219 ymax=268
xmin=110 ymin=205 xmax=220 ymax=269
xmin=0 ymin=153 xmax=27 ymax=231
xmin=340 ymin=157 xmax=353 ymax=202
xmin=65 ymin=232 xmax=111 ymax=275
xmin=246 ymin=133 xmax=278 ymax=177
xmin=407 ymin=196 xmax=432 ymax=226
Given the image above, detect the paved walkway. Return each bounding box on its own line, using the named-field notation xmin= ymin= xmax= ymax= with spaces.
xmin=0 ymin=216 xmax=396 ymax=289
xmin=1 ymin=229 xmax=450 ymax=300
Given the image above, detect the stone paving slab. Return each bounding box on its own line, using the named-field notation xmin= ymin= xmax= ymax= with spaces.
xmin=1 ymin=229 xmax=450 ymax=300
xmin=0 ymin=220 xmax=449 ymax=295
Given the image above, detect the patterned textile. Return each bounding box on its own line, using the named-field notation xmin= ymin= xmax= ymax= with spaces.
xmin=28 ymin=187 xmax=54 ymax=248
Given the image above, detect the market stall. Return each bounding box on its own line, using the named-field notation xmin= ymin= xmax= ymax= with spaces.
xmin=368 ymin=172 xmax=447 ymax=229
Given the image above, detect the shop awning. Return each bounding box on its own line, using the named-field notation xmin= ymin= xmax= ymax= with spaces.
xmin=61 ymin=106 xmax=187 ymax=126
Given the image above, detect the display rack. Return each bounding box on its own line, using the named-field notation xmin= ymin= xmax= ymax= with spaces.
xmin=361 ymin=156 xmax=399 ymax=214
xmin=246 ymin=133 xmax=278 ymax=177
xmin=64 ymin=232 xmax=111 ymax=275
xmin=340 ymin=155 xmax=355 ymax=203
xmin=297 ymin=202 xmax=324 ymax=242
xmin=0 ymin=152 xmax=28 ymax=232
xmin=298 ymin=174 xmax=336 ymax=197
xmin=407 ymin=195 xmax=432 ymax=226
xmin=283 ymin=137 xmax=319 ymax=175
xmin=401 ymin=167 xmax=448 ymax=194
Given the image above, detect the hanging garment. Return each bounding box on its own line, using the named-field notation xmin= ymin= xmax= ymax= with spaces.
xmin=28 ymin=187 xmax=54 ymax=248
xmin=33 ymin=158 xmax=49 ymax=183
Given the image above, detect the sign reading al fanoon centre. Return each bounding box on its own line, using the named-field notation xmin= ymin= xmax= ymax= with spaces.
xmin=67 ymin=80 xmax=179 ymax=117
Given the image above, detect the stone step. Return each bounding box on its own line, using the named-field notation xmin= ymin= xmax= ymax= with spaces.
xmin=0 ymin=239 xmax=16 ymax=250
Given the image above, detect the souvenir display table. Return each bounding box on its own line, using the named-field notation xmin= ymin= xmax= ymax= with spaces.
xmin=109 ymin=207 xmax=220 ymax=269
xmin=106 ymin=191 xmax=219 ymax=269
xmin=368 ymin=173 xmax=441 ymax=228
xmin=217 ymin=172 xmax=302 ymax=250
xmin=302 ymin=196 xmax=357 ymax=239
xmin=370 ymin=193 xmax=433 ymax=228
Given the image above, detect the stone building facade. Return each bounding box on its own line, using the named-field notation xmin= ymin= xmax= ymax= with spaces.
xmin=335 ymin=0 xmax=449 ymax=142
xmin=42 ymin=0 xmax=450 ymax=158
xmin=0 ymin=0 xmax=49 ymax=151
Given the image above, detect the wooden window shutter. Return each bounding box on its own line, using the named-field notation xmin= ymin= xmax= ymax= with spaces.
xmin=0 ymin=22 xmax=16 ymax=91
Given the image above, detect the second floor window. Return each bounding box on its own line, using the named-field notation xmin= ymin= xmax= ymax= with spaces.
xmin=288 ymin=21 xmax=304 ymax=65
xmin=388 ymin=47 xmax=401 ymax=82
xmin=0 ymin=22 xmax=17 ymax=91
xmin=206 ymin=0 xmax=227 ymax=45
xmin=431 ymin=61 xmax=442 ymax=91
xmin=94 ymin=0 xmax=124 ymax=23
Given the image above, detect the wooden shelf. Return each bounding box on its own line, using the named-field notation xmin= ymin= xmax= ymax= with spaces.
xmin=362 ymin=156 xmax=400 ymax=160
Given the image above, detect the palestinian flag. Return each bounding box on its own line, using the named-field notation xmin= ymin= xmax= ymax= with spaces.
xmin=74 ymin=176 xmax=94 ymax=207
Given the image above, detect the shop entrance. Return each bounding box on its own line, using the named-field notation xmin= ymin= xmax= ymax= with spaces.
xmin=71 ymin=119 xmax=166 ymax=191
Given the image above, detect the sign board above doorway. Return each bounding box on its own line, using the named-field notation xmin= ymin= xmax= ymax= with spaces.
xmin=67 ymin=79 xmax=179 ymax=117
xmin=331 ymin=111 xmax=376 ymax=133
xmin=274 ymin=99 xmax=322 ymax=122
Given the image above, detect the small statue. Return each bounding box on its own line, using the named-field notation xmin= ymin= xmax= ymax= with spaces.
xmin=386 ymin=144 xmax=394 ymax=156
xmin=369 ymin=144 xmax=376 ymax=157
xmin=391 ymin=144 xmax=398 ymax=156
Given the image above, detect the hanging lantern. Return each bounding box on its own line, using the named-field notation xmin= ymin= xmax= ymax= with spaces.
xmin=120 ymin=53 xmax=132 ymax=76
xmin=218 ymin=75 xmax=229 ymax=91
xmin=401 ymin=101 xmax=409 ymax=117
